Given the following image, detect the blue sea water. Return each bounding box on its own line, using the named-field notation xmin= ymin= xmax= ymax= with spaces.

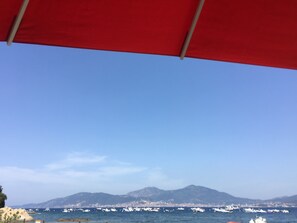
xmin=30 ymin=208 xmax=297 ymax=223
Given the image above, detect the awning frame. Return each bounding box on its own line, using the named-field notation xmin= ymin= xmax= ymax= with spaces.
xmin=7 ymin=0 xmax=30 ymax=46
xmin=180 ymin=0 xmax=205 ymax=60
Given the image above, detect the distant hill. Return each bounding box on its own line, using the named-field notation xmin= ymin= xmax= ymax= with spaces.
xmin=268 ymin=195 xmax=297 ymax=204
xmin=22 ymin=192 xmax=136 ymax=208
xmin=21 ymin=185 xmax=296 ymax=208
xmin=127 ymin=187 xmax=165 ymax=198
xmin=127 ymin=185 xmax=255 ymax=205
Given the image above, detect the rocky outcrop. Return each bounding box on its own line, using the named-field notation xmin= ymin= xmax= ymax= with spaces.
xmin=0 ymin=207 xmax=34 ymax=221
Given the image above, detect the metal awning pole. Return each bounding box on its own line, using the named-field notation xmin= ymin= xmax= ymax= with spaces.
xmin=7 ymin=0 xmax=30 ymax=46
xmin=180 ymin=0 xmax=205 ymax=60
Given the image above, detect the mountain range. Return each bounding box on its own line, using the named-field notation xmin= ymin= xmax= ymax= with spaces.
xmin=21 ymin=185 xmax=297 ymax=208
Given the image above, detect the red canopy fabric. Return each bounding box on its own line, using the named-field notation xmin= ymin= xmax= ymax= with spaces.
xmin=1 ymin=0 xmax=297 ymax=69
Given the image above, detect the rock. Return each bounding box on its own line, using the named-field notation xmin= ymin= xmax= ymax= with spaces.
xmin=0 ymin=207 xmax=34 ymax=221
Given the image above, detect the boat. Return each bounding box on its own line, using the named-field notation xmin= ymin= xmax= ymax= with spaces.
xmin=249 ymin=217 xmax=267 ymax=223
xmin=191 ymin=207 xmax=205 ymax=213
xmin=142 ymin=207 xmax=152 ymax=212
xmin=269 ymin=209 xmax=290 ymax=213
xmin=225 ymin=205 xmax=240 ymax=211
xmin=122 ymin=207 xmax=134 ymax=212
xmin=267 ymin=209 xmax=280 ymax=213
xmin=213 ymin=208 xmax=232 ymax=213
xmin=151 ymin=208 xmax=160 ymax=212
xmin=244 ymin=208 xmax=266 ymax=213
xmin=27 ymin=209 xmax=36 ymax=214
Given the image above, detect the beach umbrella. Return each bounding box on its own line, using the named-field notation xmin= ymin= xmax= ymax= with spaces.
xmin=1 ymin=0 xmax=297 ymax=69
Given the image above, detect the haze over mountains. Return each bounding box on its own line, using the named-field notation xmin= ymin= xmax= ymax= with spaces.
xmin=21 ymin=185 xmax=297 ymax=208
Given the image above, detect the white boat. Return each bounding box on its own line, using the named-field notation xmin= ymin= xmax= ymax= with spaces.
xmin=122 ymin=207 xmax=134 ymax=212
xmin=264 ymin=209 xmax=289 ymax=214
xmin=82 ymin=209 xmax=91 ymax=213
xmin=27 ymin=209 xmax=36 ymax=214
xmin=257 ymin=209 xmax=267 ymax=213
xmin=267 ymin=209 xmax=279 ymax=213
xmin=142 ymin=207 xmax=152 ymax=212
xmin=151 ymin=208 xmax=160 ymax=212
xmin=191 ymin=207 xmax=205 ymax=213
xmin=139 ymin=207 xmax=159 ymax=212
xmin=225 ymin=205 xmax=240 ymax=211
xmin=213 ymin=208 xmax=232 ymax=213
xmin=134 ymin=207 xmax=141 ymax=212
xmin=244 ymin=208 xmax=255 ymax=213
xmin=249 ymin=217 xmax=267 ymax=223
xmin=244 ymin=208 xmax=266 ymax=213
xmin=62 ymin=209 xmax=70 ymax=213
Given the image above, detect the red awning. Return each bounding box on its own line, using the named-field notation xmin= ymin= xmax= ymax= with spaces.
xmin=1 ymin=0 xmax=297 ymax=69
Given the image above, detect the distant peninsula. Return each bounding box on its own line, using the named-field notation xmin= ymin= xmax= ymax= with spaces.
xmin=20 ymin=185 xmax=297 ymax=208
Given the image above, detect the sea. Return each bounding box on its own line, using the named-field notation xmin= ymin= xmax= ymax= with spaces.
xmin=28 ymin=207 xmax=297 ymax=223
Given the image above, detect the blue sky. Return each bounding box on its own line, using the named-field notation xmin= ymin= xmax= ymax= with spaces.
xmin=0 ymin=43 xmax=297 ymax=205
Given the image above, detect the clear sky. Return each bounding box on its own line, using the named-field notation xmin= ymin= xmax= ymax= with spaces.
xmin=0 ymin=43 xmax=297 ymax=206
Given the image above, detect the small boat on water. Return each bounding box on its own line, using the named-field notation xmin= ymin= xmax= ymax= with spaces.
xmin=27 ymin=209 xmax=36 ymax=214
xmin=102 ymin=208 xmax=110 ymax=212
xmin=82 ymin=209 xmax=91 ymax=213
xmin=191 ymin=207 xmax=205 ymax=213
xmin=225 ymin=205 xmax=240 ymax=211
xmin=151 ymin=208 xmax=160 ymax=212
xmin=249 ymin=217 xmax=267 ymax=223
xmin=62 ymin=208 xmax=74 ymax=213
xmin=267 ymin=209 xmax=289 ymax=213
xmin=213 ymin=208 xmax=232 ymax=213
xmin=122 ymin=207 xmax=134 ymax=212
xmin=244 ymin=208 xmax=266 ymax=213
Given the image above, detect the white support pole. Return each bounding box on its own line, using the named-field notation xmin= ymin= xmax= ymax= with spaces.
xmin=7 ymin=0 xmax=30 ymax=46
xmin=180 ymin=0 xmax=205 ymax=60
